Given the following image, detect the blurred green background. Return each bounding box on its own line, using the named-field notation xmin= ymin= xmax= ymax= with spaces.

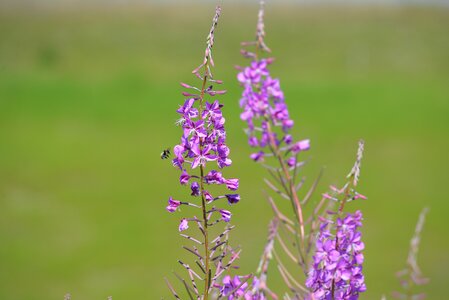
xmin=0 ymin=1 xmax=448 ymax=299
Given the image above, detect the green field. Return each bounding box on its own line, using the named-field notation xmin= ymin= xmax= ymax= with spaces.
xmin=0 ymin=3 xmax=448 ymax=299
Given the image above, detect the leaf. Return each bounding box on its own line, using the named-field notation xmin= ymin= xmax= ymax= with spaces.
xmin=183 ymin=246 xmax=204 ymax=260
xmin=164 ymin=278 xmax=181 ymax=300
xmin=264 ymin=178 xmax=290 ymax=200
xmin=173 ymin=272 xmax=196 ymax=300
xmin=180 ymin=234 xmax=203 ymax=245
xmin=301 ymin=167 xmax=324 ymax=206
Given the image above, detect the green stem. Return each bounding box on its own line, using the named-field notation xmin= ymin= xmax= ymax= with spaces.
xmin=198 ymin=64 xmax=210 ymax=299
xmin=332 ymin=176 xmax=354 ymax=298
xmin=338 ymin=177 xmax=353 ymax=215
xmin=199 ymin=164 xmax=210 ymax=299
xmin=265 ymin=120 xmax=306 ymax=268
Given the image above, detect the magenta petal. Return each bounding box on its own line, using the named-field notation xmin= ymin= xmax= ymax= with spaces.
xmin=191 ymin=157 xmax=201 ymax=169
xmin=178 ymin=219 xmax=189 ymax=231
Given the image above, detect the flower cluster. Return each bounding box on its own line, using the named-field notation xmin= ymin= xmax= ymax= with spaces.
xmin=218 ymin=275 xmax=265 ymax=300
xmin=306 ymin=211 xmax=366 ymax=299
xmin=167 ymin=98 xmax=240 ymax=228
xmin=173 ymin=98 xmax=232 ymax=170
xmin=238 ymin=58 xmax=310 ymax=163
xmin=167 ymin=110 xmax=239 ymax=230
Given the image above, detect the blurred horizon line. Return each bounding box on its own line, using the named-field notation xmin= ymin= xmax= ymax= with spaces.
xmin=1 ymin=0 xmax=448 ymax=11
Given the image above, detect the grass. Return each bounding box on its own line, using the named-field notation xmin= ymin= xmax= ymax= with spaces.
xmin=0 ymin=3 xmax=448 ymax=299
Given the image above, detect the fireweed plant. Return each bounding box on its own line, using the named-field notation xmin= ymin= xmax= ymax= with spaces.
xmin=391 ymin=208 xmax=429 ymax=300
xmin=237 ymin=1 xmax=324 ymax=297
xmin=304 ymin=141 xmax=367 ymax=299
xmin=235 ymin=2 xmax=429 ymax=300
xmin=164 ymin=6 xmax=244 ymax=300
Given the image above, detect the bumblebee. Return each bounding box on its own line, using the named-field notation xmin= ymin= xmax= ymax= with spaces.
xmin=161 ymin=148 xmax=171 ymax=159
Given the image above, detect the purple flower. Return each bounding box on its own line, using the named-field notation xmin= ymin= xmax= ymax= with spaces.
xmin=287 ymin=157 xmax=296 ymax=167
xmin=178 ymin=219 xmax=189 ymax=232
xmin=249 ymin=136 xmax=259 ymax=147
xmin=291 ymin=139 xmax=310 ymax=154
xmin=284 ymin=134 xmax=293 ymax=144
xmin=217 ymin=156 xmax=232 ymax=169
xmin=282 ymin=119 xmax=294 ymax=131
xmin=224 ymin=178 xmax=239 ymax=191
xmin=354 ymin=193 xmax=367 ymax=200
xmin=191 ymin=143 xmax=217 ymax=169
xmin=219 ymin=209 xmax=232 ymax=222
xmin=220 ymin=275 xmax=249 ymax=299
xmin=166 ymin=197 xmax=181 ymax=213
xmin=250 ymin=151 xmax=265 ymax=162
xmin=190 ymin=182 xmax=200 ymax=196
xmin=183 ymin=119 xmax=207 ymax=139
xmin=306 ymin=211 xmax=366 ymax=299
xmin=217 ymin=144 xmax=230 ymax=158
xmin=205 ymin=170 xmax=224 ymax=184
xmin=172 ymin=145 xmax=185 ymax=170
xmin=226 ymin=194 xmax=240 ymax=205
xmin=179 ymin=170 xmax=190 ymax=185
xmin=203 ymin=100 xmax=223 ymax=121
xmin=203 ymin=190 xmax=214 ymax=202
xmin=218 ymin=275 xmax=265 ymax=300
xmin=177 ymin=98 xmax=199 ymax=119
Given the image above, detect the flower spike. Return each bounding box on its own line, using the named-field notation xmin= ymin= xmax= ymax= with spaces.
xmin=164 ymin=6 xmax=241 ymax=299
